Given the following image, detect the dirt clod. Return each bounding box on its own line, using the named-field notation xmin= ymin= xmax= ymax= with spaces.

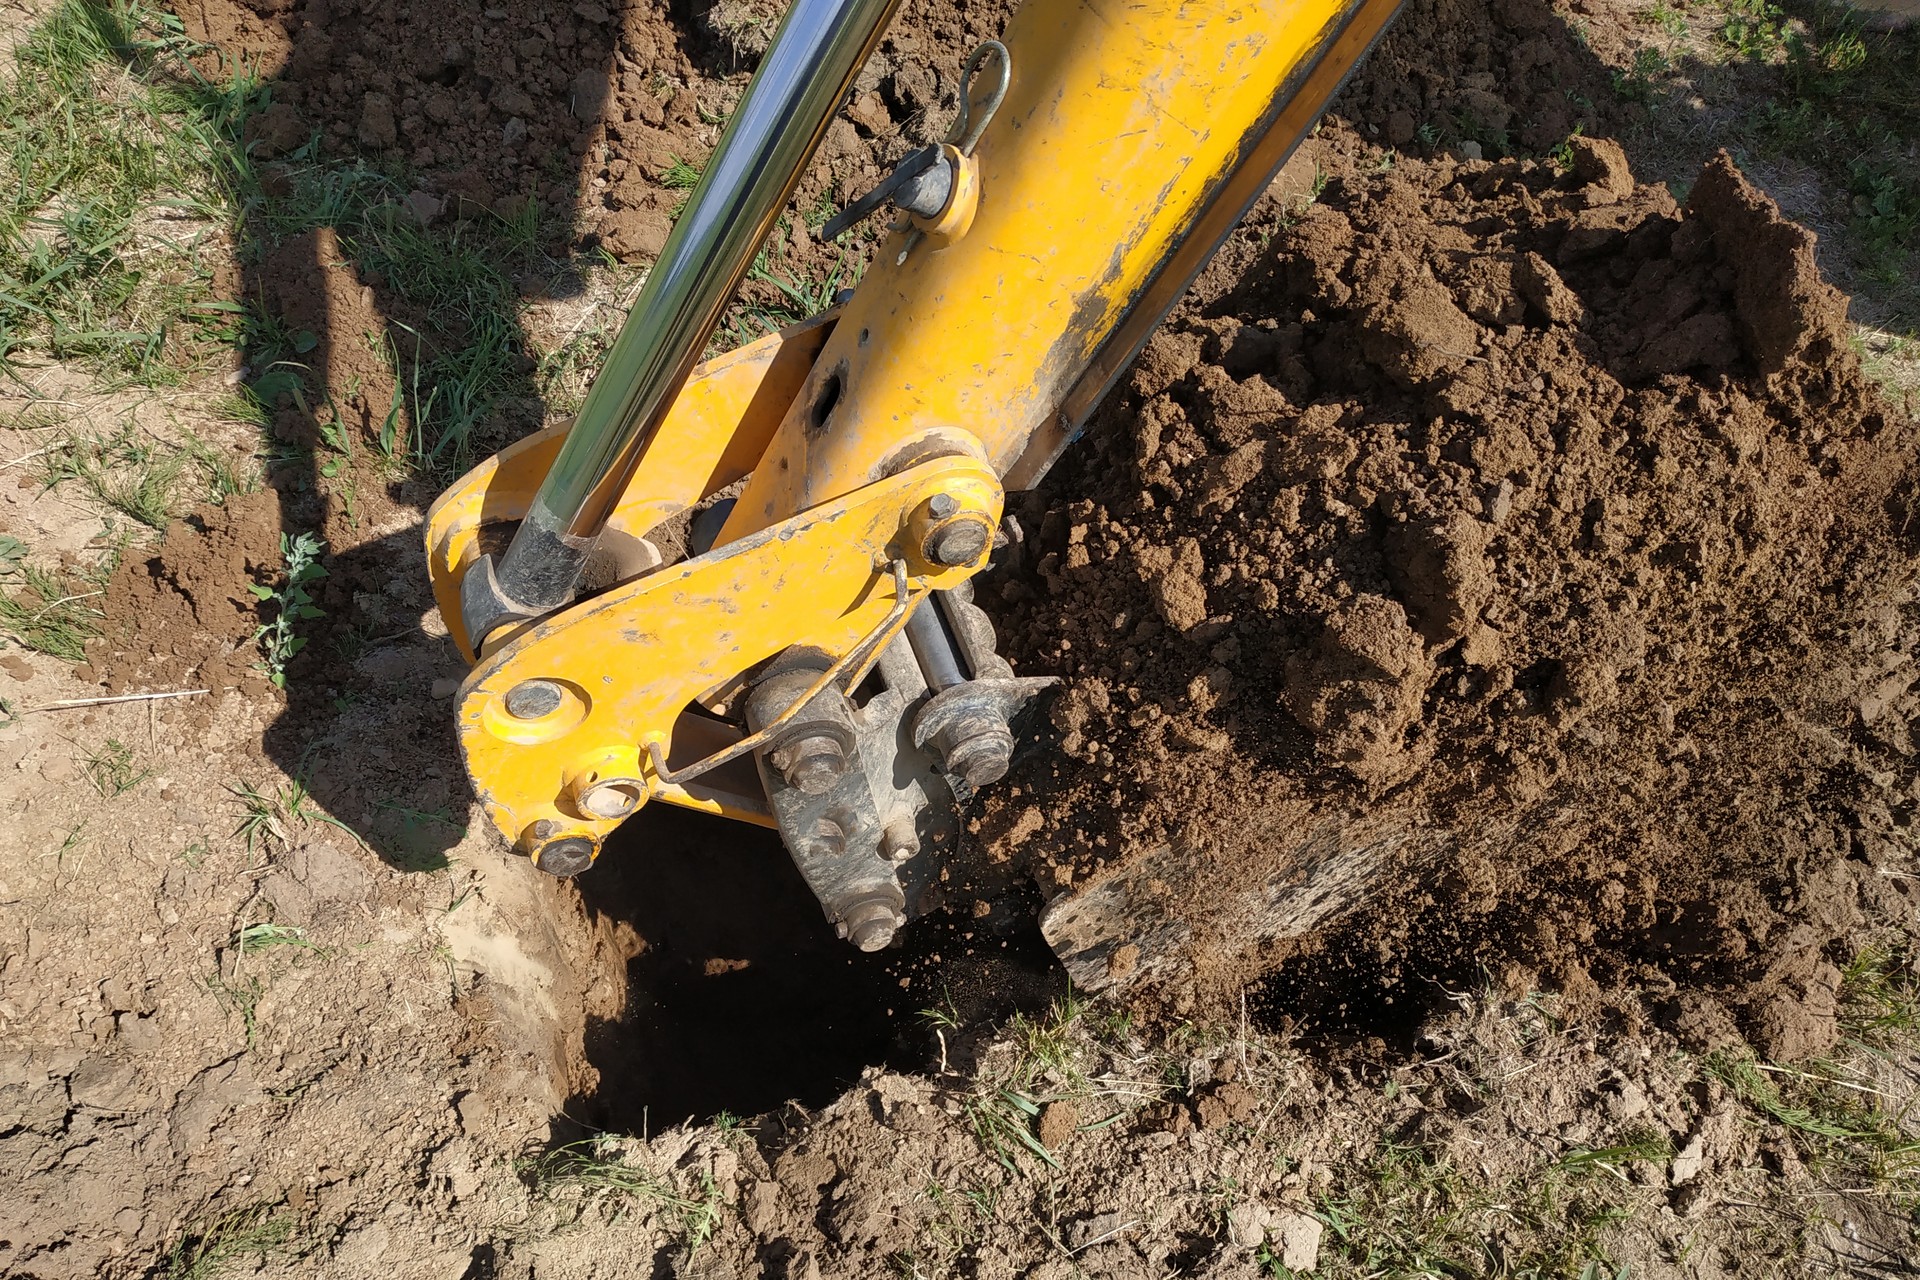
xmin=988 ymin=145 xmax=1917 ymax=1064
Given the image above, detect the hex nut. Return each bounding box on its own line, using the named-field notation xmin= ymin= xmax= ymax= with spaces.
xmin=769 ymin=732 xmax=848 ymax=795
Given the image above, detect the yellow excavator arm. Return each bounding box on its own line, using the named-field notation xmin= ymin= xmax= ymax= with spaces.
xmin=424 ymin=0 xmax=1402 ymax=954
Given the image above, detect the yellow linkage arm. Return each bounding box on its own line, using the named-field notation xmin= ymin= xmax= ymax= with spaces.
xmin=426 ymin=0 xmax=1397 ymax=877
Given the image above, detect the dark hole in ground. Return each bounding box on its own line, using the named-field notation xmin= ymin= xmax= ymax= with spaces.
xmin=1250 ymin=915 xmax=1485 ymax=1055
xmin=562 ymin=801 xmax=1064 ymax=1132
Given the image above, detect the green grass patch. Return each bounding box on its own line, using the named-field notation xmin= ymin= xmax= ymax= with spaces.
xmin=230 ymin=770 xmax=361 ymax=857
xmin=520 ymin=1135 xmax=726 ymax=1249
xmin=0 ymin=0 xmax=258 ymax=383
xmin=4 ymin=0 xmax=861 ymax=506
xmin=79 ymin=736 xmax=151 ymax=796
xmin=1313 ymin=1132 xmax=1669 ymax=1277
xmin=234 ymin=166 xmax=552 ymax=480
xmin=1717 ymin=0 xmax=1920 ymax=326
xmin=159 ymin=1201 xmax=297 ymax=1280
xmin=36 ymin=421 xmax=249 ymax=528
xmin=1708 ymin=947 xmax=1920 ymax=1196
xmin=0 ymin=556 xmax=106 ymax=660
xmin=715 ymin=247 xmax=855 ymax=350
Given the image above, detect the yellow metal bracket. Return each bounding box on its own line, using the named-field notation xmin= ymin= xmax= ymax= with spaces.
xmin=424 ymin=310 xmax=1002 ymax=869
xmin=424 ymin=313 xmax=835 ymax=663
xmin=436 ymin=448 xmax=1001 ymax=869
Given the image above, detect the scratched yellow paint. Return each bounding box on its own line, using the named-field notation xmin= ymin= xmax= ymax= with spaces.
xmin=720 ymin=0 xmax=1356 ymax=539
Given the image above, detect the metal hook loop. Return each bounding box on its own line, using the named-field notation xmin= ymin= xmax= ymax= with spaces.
xmin=945 ymin=40 xmax=1010 ymax=155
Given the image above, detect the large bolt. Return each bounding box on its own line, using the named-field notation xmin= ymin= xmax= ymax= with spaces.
xmin=768 ymin=732 xmax=848 ymax=795
xmin=532 ymin=835 xmax=595 ymax=877
xmin=840 ymin=897 xmax=902 ymax=952
xmin=945 ymin=716 xmax=1015 ymax=789
xmin=927 ymin=517 xmax=992 ymax=567
xmin=504 ymin=679 xmax=565 ymax=719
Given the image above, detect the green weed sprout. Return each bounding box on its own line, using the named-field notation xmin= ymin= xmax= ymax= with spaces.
xmin=250 ymin=532 xmax=326 ymax=687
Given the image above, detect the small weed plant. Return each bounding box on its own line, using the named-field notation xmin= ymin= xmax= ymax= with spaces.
xmin=231 ymin=772 xmax=359 ymax=857
xmin=0 ymin=556 xmax=106 ymax=660
xmin=521 ymin=1135 xmax=727 ymax=1249
xmin=249 ymin=531 xmax=325 ymax=687
xmin=1720 ymin=0 xmax=1791 ymax=59
xmin=80 ymin=737 xmax=150 ymax=796
xmin=1708 ymin=946 xmax=1920 ymax=1190
xmin=160 ymin=1202 xmax=295 ymax=1280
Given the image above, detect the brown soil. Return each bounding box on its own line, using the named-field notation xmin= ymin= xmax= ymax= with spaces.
xmin=84 ymin=489 xmax=279 ymax=694
xmin=981 ymin=140 xmax=1918 ymax=1063
xmin=10 ymin=0 xmax=1919 ymax=1273
xmin=186 ymin=0 xmax=997 ymax=273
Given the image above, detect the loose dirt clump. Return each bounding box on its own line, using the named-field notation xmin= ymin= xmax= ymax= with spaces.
xmin=84 ymin=487 xmax=281 ymax=693
xmin=983 ymin=144 xmax=1920 ymax=1061
xmin=1341 ymin=0 xmax=1629 ymax=153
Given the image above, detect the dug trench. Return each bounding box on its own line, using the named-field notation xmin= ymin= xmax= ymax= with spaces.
xmin=86 ymin=0 xmax=1919 ymax=1155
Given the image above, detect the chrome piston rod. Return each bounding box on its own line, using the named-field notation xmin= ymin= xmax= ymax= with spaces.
xmin=482 ymin=0 xmax=902 ymax=623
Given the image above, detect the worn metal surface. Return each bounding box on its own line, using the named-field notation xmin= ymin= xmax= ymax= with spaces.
xmin=1007 ymin=0 xmax=1406 ymax=488
xmin=718 ymin=0 xmax=1370 ymax=544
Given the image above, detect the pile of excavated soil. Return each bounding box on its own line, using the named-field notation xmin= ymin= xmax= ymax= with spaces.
xmin=977 ymin=142 xmax=1920 ymax=1061
xmin=85 ymin=488 xmax=282 ymax=694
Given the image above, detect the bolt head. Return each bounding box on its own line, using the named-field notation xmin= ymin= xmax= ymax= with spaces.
xmin=504 ymin=679 xmax=565 ymax=719
xmin=927 ymin=493 xmax=959 ymax=520
xmin=947 ymin=719 xmax=1014 ymax=789
xmin=842 ymin=898 xmax=903 ymax=952
xmin=801 ymin=816 xmax=846 ymax=861
xmin=927 ymin=518 xmax=992 ymax=567
xmin=533 ymin=837 xmax=595 ymax=877
xmin=772 ymin=733 xmax=847 ymax=795
xmin=788 ymin=743 xmax=847 ymax=795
